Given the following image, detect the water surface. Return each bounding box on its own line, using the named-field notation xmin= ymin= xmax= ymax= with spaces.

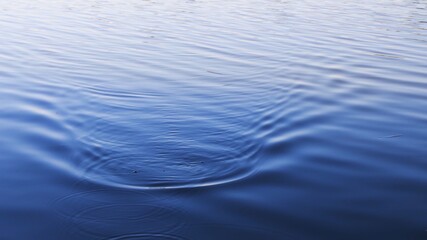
xmin=1 ymin=0 xmax=427 ymax=239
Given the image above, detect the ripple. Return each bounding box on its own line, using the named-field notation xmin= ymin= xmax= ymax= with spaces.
xmin=74 ymin=111 xmax=262 ymax=189
xmin=73 ymin=204 xmax=184 ymax=237
xmin=53 ymin=189 xmax=186 ymax=238
xmin=2 ymin=0 xmax=427 ymax=239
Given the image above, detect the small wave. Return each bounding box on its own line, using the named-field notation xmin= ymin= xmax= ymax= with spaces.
xmin=73 ymin=107 xmax=262 ymax=189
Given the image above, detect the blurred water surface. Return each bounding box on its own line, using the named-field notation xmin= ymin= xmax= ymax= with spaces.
xmin=1 ymin=0 xmax=427 ymax=239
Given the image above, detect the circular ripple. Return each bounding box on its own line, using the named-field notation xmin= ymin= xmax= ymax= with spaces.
xmin=73 ymin=204 xmax=184 ymax=238
xmin=76 ymin=115 xmax=261 ymax=189
xmin=53 ymin=189 xmax=186 ymax=238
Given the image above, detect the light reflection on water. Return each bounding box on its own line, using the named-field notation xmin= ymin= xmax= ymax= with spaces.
xmin=0 ymin=0 xmax=427 ymax=239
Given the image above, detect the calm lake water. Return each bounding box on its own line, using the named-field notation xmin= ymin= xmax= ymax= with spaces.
xmin=1 ymin=0 xmax=427 ymax=239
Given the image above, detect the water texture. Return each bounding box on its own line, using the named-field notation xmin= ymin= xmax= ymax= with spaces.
xmin=1 ymin=0 xmax=427 ymax=239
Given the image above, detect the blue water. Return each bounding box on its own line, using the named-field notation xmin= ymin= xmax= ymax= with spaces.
xmin=1 ymin=0 xmax=427 ymax=239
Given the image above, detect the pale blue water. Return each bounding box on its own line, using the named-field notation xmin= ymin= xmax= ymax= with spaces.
xmin=1 ymin=0 xmax=427 ymax=239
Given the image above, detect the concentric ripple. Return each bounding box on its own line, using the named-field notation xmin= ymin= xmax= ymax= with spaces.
xmin=2 ymin=0 xmax=427 ymax=239
xmin=53 ymin=188 xmax=186 ymax=238
xmin=74 ymin=96 xmax=265 ymax=189
xmin=67 ymin=69 xmax=284 ymax=189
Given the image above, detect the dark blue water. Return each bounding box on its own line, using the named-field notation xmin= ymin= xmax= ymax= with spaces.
xmin=1 ymin=0 xmax=427 ymax=239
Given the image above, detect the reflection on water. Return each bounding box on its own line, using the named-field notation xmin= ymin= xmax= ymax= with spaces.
xmin=1 ymin=0 xmax=427 ymax=239
xmin=74 ymin=78 xmax=272 ymax=189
